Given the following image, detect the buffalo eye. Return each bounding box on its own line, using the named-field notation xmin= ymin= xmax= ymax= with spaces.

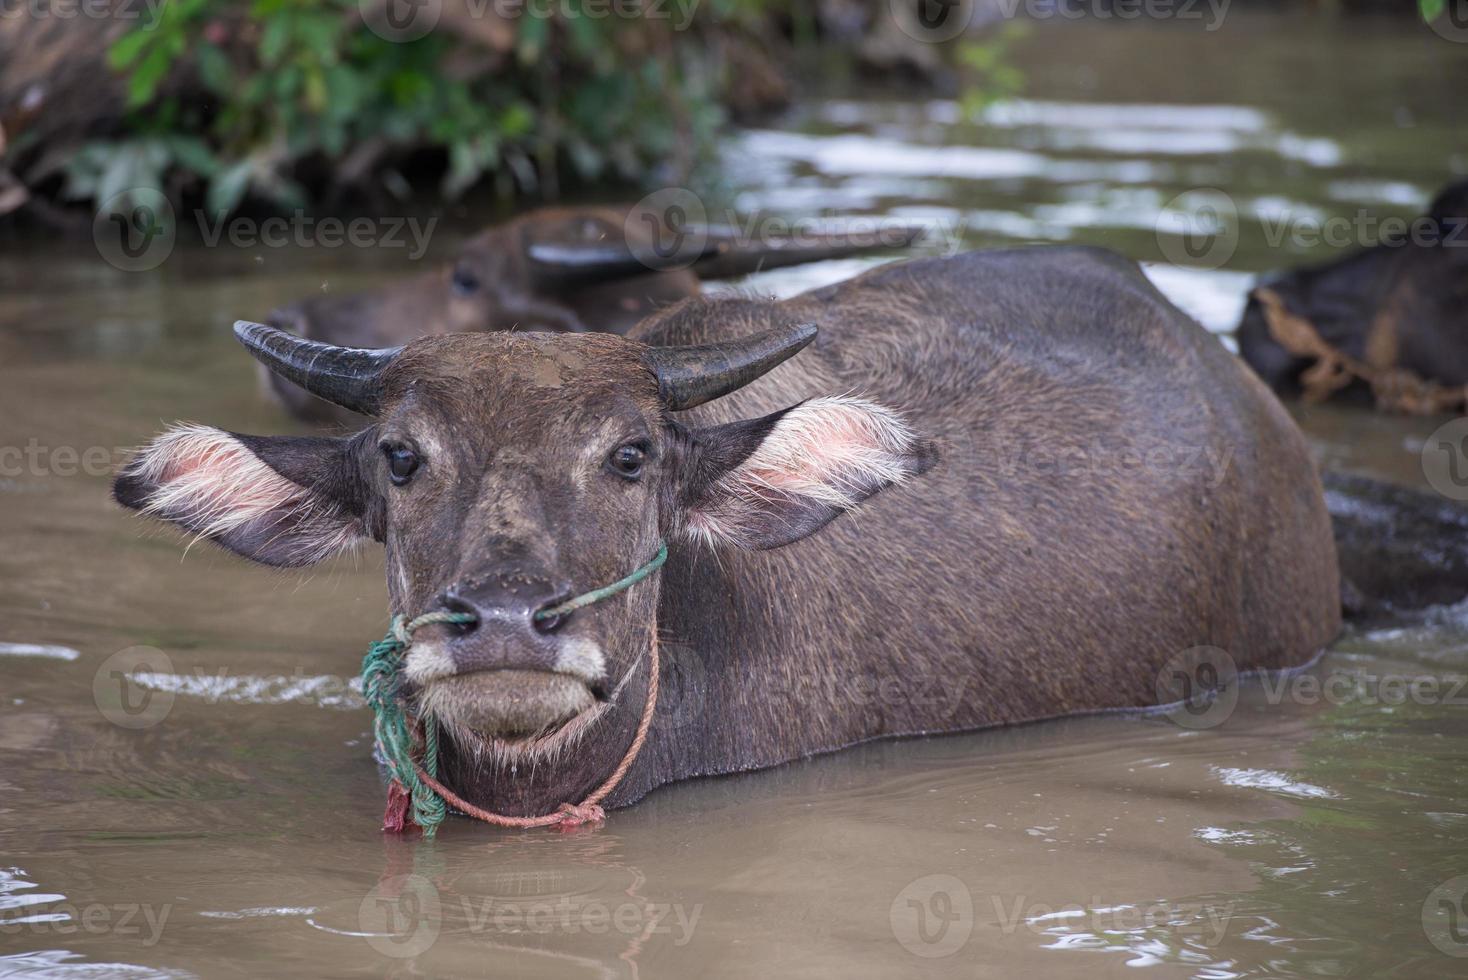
xmin=606 ymin=443 xmax=646 ymax=480
xmin=450 ymin=261 xmax=480 ymax=297
xmin=381 ymin=443 xmax=420 ymax=486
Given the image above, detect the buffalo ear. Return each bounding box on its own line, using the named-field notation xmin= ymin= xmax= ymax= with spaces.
xmin=679 ymin=397 xmax=935 ymax=551
xmin=113 ymin=425 xmax=371 ymax=567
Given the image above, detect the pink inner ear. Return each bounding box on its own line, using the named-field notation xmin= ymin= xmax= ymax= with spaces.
xmin=138 ymin=426 xmax=308 ymax=534
xmin=684 ymin=397 xmax=922 ymax=550
xmin=131 ymin=424 xmax=364 ymax=565
xmin=726 ymin=398 xmax=919 ymax=504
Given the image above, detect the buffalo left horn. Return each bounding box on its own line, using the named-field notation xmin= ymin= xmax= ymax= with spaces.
xmin=645 ymin=322 xmax=818 ymax=411
xmin=233 ymin=320 xmax=401 ymax=417
xmin=524 ymin=239 xmax=720 ymax=287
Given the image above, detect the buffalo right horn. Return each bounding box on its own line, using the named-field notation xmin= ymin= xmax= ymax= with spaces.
xmin=233 ymin=320 xmax=400 ymax=417
xmin=645 ymin=322 xmax=818 ymax=411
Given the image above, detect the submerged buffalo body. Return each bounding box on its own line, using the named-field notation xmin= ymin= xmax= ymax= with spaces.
xmin=1237 ymin=179 xmax=1468 ymax=409
xmin=116 ymin=247 xmax=1340 ymax=817
xmin=266 ymin=204 xmax=922 ymax=423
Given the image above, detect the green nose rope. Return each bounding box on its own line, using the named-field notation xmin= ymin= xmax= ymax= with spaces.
xmin=360 ymin=541 xmax=669 ymax=837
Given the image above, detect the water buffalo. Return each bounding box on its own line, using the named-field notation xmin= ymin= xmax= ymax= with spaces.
xmin=265 ymin=205 xmax=923 ymax=424
xmin=114 ymin=247 xmax=1341 ymax=821
xmin=1236 ymin=179 xmax=1468 ymax=412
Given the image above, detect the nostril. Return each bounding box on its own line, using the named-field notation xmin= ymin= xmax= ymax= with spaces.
xmin=438 ymin=595 xmax=480 ymax=634
xmin=532 ymin=595 xmax=573 ymax=635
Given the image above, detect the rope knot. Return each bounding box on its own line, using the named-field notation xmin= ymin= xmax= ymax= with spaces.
xmin=555 ymin=802 xmax=607 ymax=829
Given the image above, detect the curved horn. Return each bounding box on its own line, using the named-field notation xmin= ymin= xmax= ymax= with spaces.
xmin=645 ymin=322 xmax=818 ymax=411
xmin=233 ymin=320 xmax=401 ymax=417
xmin=525 ymin=239 xmax=719 ymax=287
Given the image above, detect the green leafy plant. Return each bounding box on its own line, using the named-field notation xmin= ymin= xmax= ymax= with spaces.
xmin=75 ymin=0 xmax=776 ymax=220
xmin=957 ymin=23 xmax=1027 ymax=118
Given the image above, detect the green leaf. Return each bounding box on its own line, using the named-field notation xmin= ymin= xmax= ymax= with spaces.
xmin=1421 ymin=0 xmax=1446 ymax=21
xmin=107 ymin=29 xmax=153 ymax=71
xmin=206 ymin=158 xmax=254 ymax=217
xmin=163 ymin=136 xmax=222 ymax=178
xmin=127 ymin=45 xmax=173 ymax=107
xmin=196 ymin=42 xmax=234 ymax=96
xmin=259 ymin=16 xmax=291 ymax=68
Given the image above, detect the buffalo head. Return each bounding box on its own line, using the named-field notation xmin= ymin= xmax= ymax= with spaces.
xmin=262 ymin=206 xmax=925 ymax=424
xmin=114 ymin=319 xmax=931 ymax=787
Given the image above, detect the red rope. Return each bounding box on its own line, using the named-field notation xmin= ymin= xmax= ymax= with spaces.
xmin=407 ymin=632 xmax=660 ymax=831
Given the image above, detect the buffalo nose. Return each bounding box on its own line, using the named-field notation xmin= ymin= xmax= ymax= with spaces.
xmin=437 ymin=576 xmax=573 ymax=659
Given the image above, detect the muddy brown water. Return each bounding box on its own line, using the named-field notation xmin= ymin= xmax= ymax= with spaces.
xmin=4 ymin=13 xmax=1468 ymax=979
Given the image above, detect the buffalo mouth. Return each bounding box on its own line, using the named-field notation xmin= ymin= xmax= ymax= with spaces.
xmin=419 ymin=669 xmax=606 ymax=746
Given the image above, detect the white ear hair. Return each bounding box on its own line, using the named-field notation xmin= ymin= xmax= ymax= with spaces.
xmin=686 ymin=396 xmax=927 ymax=550
xmin=131 ymin=424 xmax=361 ymax=563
